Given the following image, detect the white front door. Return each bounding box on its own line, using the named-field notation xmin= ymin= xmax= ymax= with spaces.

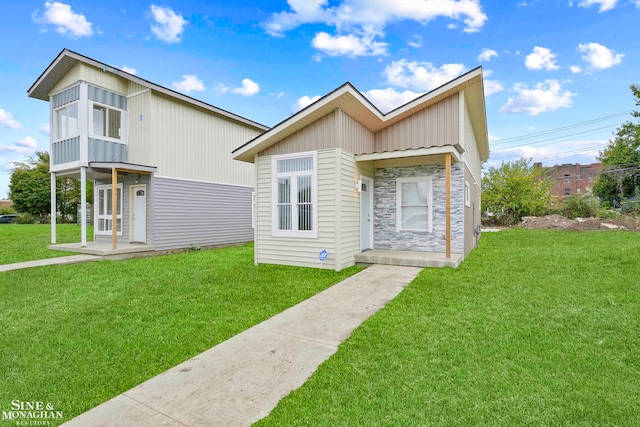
xmin=360 ymin=177 xmax=373 ymax=250
xmin=131 ymin=185 xmax=146 ymax=243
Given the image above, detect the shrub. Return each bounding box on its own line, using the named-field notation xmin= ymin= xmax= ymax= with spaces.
xmin=561 ymin=194 xmax=599 ymax=219
xmin=13 ymin=213 xmax=37 ymax=224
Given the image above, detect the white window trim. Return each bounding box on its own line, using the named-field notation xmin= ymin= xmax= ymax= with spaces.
xmin=53 ymin=102 xmax=79 ymax=142
xmin=271 ymin=151 xmax=318 ymax=238
xmin=89 ymin=101 xmax=127 ymax=144
xmin=95 ymin=183 xmax=123 ymax=236
xmin=396 ymin=176 xmax=433 ymax=233
xmin=465 ymin=180 xmax=471 ymax=207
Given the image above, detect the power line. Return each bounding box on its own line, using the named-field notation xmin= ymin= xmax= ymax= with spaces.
xmin=492 ymin=123 xmax=620 ymax=151
xmin=492 ymin=109 xmax=632 ymax=146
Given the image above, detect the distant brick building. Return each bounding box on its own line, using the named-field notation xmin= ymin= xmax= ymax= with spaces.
xmin=536 ymin=163 xmax=602 ymax=200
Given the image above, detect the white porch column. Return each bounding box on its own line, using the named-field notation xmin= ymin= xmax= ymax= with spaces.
xmin=51 ymin=172 xmax=56 ymax=244
xmin=80 ymin=166 xmax=87 ymax=247
xmin=112 ymin=168 xmax=118 ymax=249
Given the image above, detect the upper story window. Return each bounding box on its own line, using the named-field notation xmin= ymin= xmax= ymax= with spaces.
xmin=92 ymin=103 xmax=123 ymax=140
xmin=272 ymin=151 xmax=318 ymax=238
xmin=54 ymin=103 xmax=78 ymax=141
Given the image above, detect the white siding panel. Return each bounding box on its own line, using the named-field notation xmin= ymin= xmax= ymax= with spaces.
xmin=149 ymin=93 xmax=260 ymax=185
xmin=50 ymin=63 xmax=82 ymax=95
xmin=126 ymin=91 xmax=154 ymax=167
xmin=255 ymin=149 xmax=337 ymax=269
xmin=79 ymin=64 xmax=128 ymax=94
xmin=337 ymin=150 xmax=362 ymax=270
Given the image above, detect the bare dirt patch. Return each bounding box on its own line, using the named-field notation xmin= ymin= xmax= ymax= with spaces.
xmin=518 ymin=215 xmax=640 ymax=232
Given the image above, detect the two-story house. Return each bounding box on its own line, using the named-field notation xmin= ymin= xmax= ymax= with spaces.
xmin=28 ymin=49 xmax=268 ymax=254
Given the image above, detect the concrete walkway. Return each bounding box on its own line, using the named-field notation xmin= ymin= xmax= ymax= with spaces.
xmin=62 ymin=264 xmax=423 ymax=427
xmin=0 ymin=254 xmax=103 ymax=272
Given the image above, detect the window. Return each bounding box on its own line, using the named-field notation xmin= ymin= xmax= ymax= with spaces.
xmin=95 ymin=184 xmax=123 ymax=235
xmin=92 ymin=103 xmax=122 ymax=140
xmin=564 ymin=187 xmax=570 ymax=196
xmin=396 ymin=177 xmax=432 ymax=232
xmin=465 ymin=180 xmax=471 ymax=207
xmin=272 ymin=152 xmax=317 ymax=237
xmin=54 ymin=103 xmax=78 ymax=141
xmin=563 ymin=174 xmax=570 ymax=182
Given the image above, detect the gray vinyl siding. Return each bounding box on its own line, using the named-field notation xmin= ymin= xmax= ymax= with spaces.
xmin=88 ymin=85 xmax=127 ymax=109
xmin=52 ymin=84 xmax=79 ymax=108
xmin=151 ymin=176 xmax=253 ymax=251
xmin=255 ymin=149 xmax=338 ymax=270
xmin=373 ymin=94 xmax=459 ymax=153
xmin=88 ymin=138 xmax=127 ymax=162
xmin=52 ymin=137 xmax=80 ymax=165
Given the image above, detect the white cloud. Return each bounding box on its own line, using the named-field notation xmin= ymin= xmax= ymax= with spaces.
xmin=172 ymin=75 xmax=205 ymax=93
xmin=150 ymin=5 xmax=187 ymax=43
xmin=383 ymin=59 xmax=466 ymax=92
xmin=484 ymin=80 xmax=504 ymax=96
xmin=293 ymin=95 xmax=321 ymax=112
xmin=262 ymin=0 xmax=487 ymax=57
xmin=121 ymin=65 xmax=137 ymax=75
xmin=39 ymin=123 xmax=50 ymax=136
xmin=0 ymin=136 xmax=38 ymax=155
xmin=312 ymin=31 xmax=388 ymax=57
xmin=271 ymin=91 xmax=286 ymax=99
xmin=577 ymin=42 xmax=623 ymax=70
xmin=500 ymin=79 xmax=576 ymax=116
xmin=35 ymin=1 xmax=93 ymax=38
xmin=230 ymin=79 xmax=260 ymax=97
xmin=525 ymin=46 xmax=559 ymax=71
xmin=0 ymin=108 xmax=21 ymax=130
xmin=363 ymin=88 xmax=423 ymax=113
xmin=478 ymin=48 xmax=498 ymax=62
xmin=570 ymin=0 xmax=618 ymax=12
xmin=407 ymin=35 xmax=423 ymax=48
xmin=570 ymin=65 xmax=583 ymax=74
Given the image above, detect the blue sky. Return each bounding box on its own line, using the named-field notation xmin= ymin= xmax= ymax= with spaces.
xmin=1 ymin=0 xmax=638 ymax=198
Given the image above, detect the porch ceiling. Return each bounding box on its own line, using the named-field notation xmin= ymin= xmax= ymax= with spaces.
xmin=355 ymin=146 xmax=461 ymax=169
xmin=53 ymin=162 xmax=157 ymax=179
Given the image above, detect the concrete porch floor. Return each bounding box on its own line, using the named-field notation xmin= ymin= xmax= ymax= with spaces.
xmin=355 ymin=249 xmax=463 ymax=268
xmin=49 ymin=241 xmax=156 ymax=257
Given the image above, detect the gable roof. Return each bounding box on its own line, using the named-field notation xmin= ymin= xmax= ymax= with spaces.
xmin=233 ymin=67 xmax=488 ymax=163
xmin=27 ymin=49 xmax=269 ymax=132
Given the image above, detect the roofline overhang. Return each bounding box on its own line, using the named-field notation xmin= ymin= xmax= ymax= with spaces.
xmin=27 ymin=49 xmax=269 ymax=132
xmin=232 ymin=67 xmax=488 ymax=163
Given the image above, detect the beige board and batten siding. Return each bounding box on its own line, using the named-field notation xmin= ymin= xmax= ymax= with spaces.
xmin=255 ymin=149 xmax=338 ymax=270
xmin=261 ymin=109 xmax=375 ymax=157
xmin=143 ymin=93 xmax=259 ymax=186
xmin=126 ymin=88 xmax=152 ymax=163
xmin=460 ymin=92 xmax=482 ymax=186
xmin=374 ymin=94 xmax=459 ymax=153
xmin=463 ymin=164 xmax=481 ymax=257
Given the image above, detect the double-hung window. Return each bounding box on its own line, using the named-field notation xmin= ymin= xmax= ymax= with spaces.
xmin=396 ymin=177 xmax=432 ymax=232
xmin=272 ymin=152 xmax=317 ymax=238
xmin=91 ymin=103 xmax=123 ymax=140
xmin=54 ymin=103 xmax=79 ymax=141
xmin=95 ymin=184 xmax=123 ymax=235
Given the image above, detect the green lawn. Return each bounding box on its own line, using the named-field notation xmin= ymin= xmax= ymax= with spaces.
xmin=0 ymin=224 xmax=93 ymax=264
xmin=257 ymin=229 xmax=640 ymax=426
xmin=0 ymin=244 xmax=361 ymax=425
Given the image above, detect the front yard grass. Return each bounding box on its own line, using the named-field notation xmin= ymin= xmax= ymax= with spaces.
xmin=0 ymin=224 xmax=93 ymax=265
xmin=258 ymin=229 xmax=640 ymax=426
xmin=0 ymin=243 xmax=361 ymax=425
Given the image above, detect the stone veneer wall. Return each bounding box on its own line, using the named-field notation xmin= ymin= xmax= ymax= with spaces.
xmin=374 ymin=164 xmax=464 ymax=253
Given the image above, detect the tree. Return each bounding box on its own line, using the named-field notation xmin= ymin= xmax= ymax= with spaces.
xmin=8 ymin=151 xmax=93 ymax=223
xmin=482 ymin=158 xmax=553 ymax=225
xmin=593 ymin=84 xmax=640 ymax=204
xmin=9 ymin=151 xmax=51 ymax=222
